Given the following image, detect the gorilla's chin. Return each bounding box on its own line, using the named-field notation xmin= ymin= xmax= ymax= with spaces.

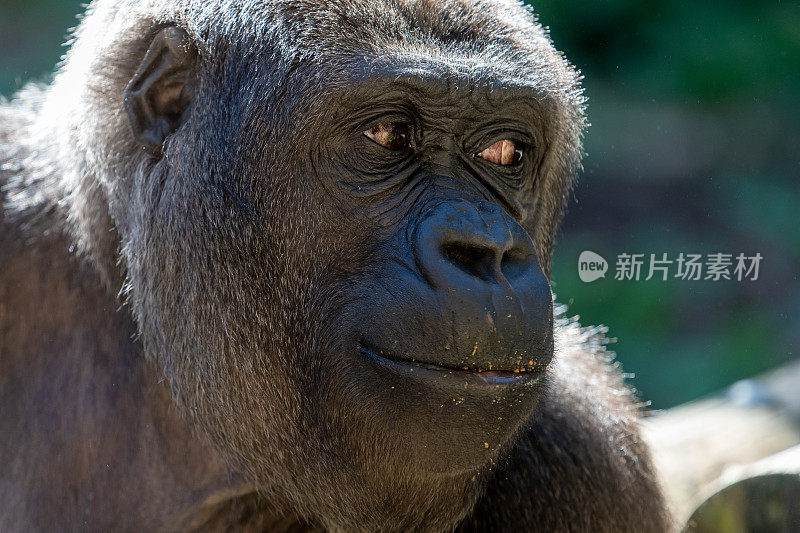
xmin=334 ymin=341 xmax=550 ymax=475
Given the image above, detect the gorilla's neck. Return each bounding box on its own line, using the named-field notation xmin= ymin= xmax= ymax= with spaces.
xmin=0 ymin=174 xmax=309 ymax=530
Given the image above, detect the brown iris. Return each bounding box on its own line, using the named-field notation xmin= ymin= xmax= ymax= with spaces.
xmin=477 ymin=139 xmax=523 ymax=166
xmin=364 ymin=123 xmax=411 ymax=150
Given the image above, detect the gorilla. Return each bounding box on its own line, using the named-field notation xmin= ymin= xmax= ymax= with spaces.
xmin=0 ymin=0 xmax=669 ymax=531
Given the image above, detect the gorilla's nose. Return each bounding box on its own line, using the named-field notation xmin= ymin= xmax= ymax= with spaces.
xmin=412 ymin=200 xmax=553 ymax=371
xmin=415 ymin=200 xmax=536 ymax=289
xmin=437 ymin=219 xmax=532 ymax=285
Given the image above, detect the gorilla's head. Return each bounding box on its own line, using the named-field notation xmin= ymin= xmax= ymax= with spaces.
xmin=46 ymin=0 xmax=584 ymax=529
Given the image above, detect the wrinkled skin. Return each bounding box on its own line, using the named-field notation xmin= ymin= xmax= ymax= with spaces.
xmin=0 ymin=1 xmax=670 ymax=531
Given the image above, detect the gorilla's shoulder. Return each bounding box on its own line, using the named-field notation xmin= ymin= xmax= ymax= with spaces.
xmin=0 ymin=84 xmax=44 ymax=155
xmin=0 ymin=85 xmax=61 ymax=241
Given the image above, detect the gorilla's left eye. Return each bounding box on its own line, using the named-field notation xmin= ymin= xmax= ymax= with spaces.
xmin=477 ymin=139 xmax=523 ymax=166
xmin=364 ymin=123 xmax=411 ymax=150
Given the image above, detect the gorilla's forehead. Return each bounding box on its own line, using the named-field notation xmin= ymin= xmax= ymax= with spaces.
xmin=312 ymin=61 xmax=552 ymax=129
xmin=230 ymin=0 xmax=546 ymax=48
xmin=215 ymin=0 xmax=576 ymax=83
xmin=235 ymin=0 xmax=584 ymax=121
xmin=321 ymin=55 xmax=558 ymax=99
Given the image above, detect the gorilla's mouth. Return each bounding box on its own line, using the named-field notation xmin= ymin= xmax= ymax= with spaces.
xmin=359 ymin=346 xmax=543 ymax=387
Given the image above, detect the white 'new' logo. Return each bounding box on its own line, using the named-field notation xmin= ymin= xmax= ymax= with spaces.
xmin=578 ymin=251 xmax=608 ymax=282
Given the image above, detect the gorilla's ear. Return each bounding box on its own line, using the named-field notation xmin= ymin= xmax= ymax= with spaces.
xmin=124 ymin=27 xmax=198 ymax=151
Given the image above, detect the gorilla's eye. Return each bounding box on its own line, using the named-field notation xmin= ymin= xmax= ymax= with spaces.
xmin=477 ymin=139 xmax=523 ymax=166
xmin=364 ymin=123 xmax=411 ymax=150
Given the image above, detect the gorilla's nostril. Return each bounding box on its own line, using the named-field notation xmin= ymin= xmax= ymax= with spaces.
xmin=441 ymin=241 xmax=497 ymax=282
xmin=414 ymin=201 xmax=540 ymax=290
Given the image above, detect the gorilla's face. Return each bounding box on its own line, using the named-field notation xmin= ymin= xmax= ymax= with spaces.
xmin=121 ymin=5 xmax=581 ymax=530
xmin=308 ymin=69 xmax=555 ymax=474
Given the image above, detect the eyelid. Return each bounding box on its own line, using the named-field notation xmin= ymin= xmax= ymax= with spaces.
xmin=468 ymin=125 xmax=531 ymax=151
xmin=350 ymin=105 xmax=417 ymax=135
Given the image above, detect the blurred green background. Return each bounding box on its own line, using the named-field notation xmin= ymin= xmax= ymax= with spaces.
xmin=1 ymin=0 xmax=797 ymax=408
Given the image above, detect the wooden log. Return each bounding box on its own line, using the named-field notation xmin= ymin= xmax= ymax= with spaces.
xmin=685 ymin=445 xmax=800 ymax=532
xmin=642 ymin=360 xmax=800 ymax=527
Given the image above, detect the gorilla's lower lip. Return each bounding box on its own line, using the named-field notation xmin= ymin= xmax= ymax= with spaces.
xmin=359 ymin=347 xmax=542 ymax=387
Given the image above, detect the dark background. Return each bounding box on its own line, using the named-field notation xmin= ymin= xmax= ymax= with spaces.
xmin=1 ymin=0 xmax=797 ymax=408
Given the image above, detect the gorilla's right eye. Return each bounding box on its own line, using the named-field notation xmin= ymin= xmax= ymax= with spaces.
xmin=364 ymin=123 xmax=411 ymax=150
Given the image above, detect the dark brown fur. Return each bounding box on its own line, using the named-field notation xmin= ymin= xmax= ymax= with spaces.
xmin=1 ymin=1 xmax=670 ymax=531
